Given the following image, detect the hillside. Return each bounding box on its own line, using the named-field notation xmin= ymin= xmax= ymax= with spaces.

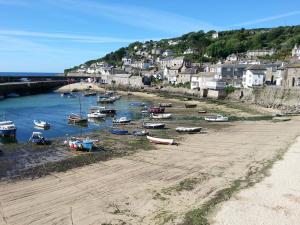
xmin=65 ymin=25 xmax=300 ymax=73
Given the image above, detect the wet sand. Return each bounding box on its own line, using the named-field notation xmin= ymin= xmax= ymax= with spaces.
xmin=0 ymin=119 xmax=299 ymax=225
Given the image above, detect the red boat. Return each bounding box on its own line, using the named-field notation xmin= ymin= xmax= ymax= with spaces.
xmin=148 ymin=107 xmax=165 ymax=114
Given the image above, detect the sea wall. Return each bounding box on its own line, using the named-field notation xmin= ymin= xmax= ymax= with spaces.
xmin=228 ymin=86 xmax=300 ymax=113
xmin=0 ymin=80 xmax=68 ymax=97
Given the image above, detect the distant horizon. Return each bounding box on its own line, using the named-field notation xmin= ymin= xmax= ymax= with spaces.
xmin=0 ymin=0 xmax=300 ymax=72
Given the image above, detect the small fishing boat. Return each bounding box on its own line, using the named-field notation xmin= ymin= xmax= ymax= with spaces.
xmin=130 ymin=102 xmax=146 ymax=107
xmin=7 ymin=93 xmax=20 ymax=98
xmin=87 ymin=112 xmax=106 ymax=119
xmin=100 ymin=108 xmax=116 ymax=115
xmin=83 ymin=92 xmax=97 ymax=97
xmin=68 ymin=113 xmax=88 ymax=124
xmin=97 ymin=97 xmax=116 ymax=104
xmin=204 ymin=115 xmax=229 ymax=122
xmin=0 ymin=121 xmax=16 ymax=137
xmin=29 ymin=132 xmax=49 ymax=145
xmin=150 ymin=113 xmax=172 ymax=119
xmin=148 ymin=107 xmax=165 ymax=114
xmin=109 ymin=129 xmax=129 ymax=135
xmin=159 ymin=103 xmax=172 ymax=107
xmin=185 ymin=103 xmax=197 ymax=108
xmin=198 ymin=110 xmax=207 ymax=114
xmin=132 ymin=130 xmax=149 ymax=136
xmin=33 ymin=120 xmax=50 ymax=128
xmin=143 ymin=122 xmax=165 ymax=129
xmin=113 ymin=117 xmax=131 ymax=124
xmin=141 ymin=109 xmax=149 ymax=115
xmin=175 ymin=127 xmax=202 ymax=133
xmin=146 ymin=136 xmax=175 ymax=145
xmin=68 ymin=138 xmax=95 ymax=151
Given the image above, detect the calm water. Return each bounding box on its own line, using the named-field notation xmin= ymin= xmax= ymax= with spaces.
xmin=0 ymin=93 xmax=150 ymax=143
xmin=0 ymin=72 xmax=59 ymax=76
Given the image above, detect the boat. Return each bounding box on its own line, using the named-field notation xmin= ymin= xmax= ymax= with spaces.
xmin=68 ymin=113 xmax=88 ymax=124
xmin=148 ymin=107 xmax=165 ymax=114
xmin=198 ymin=110 xmax=207 ymax=114
xmin=83 ymin=92 xmax=97 ymax=97
xmin=87 ymin=112 xmax=106 ymax=119
xmin=109 ymin=129 xmax=129 ymax=135
xmin=113 ymin=117 xmax=131 ymax=124
xmin=143 ymin=122 xmax=165 ymax=129
xmin=61 ymin=92 xmax=76 ymax=98
xmin=150 ymin=113 xmax=172 ymax=119
xmin=29 ymin=132 xmax=49 ymax=145
xmin=146 ymin=136 xmax=175 ymax=145
xmin=175 ymin=127 xmax=202 ymax=133
xmin=100 ymin=108 xmax=116 ymax=115
xmin=0 ymin=121 xmax=17 ymax=137
xmin=130 ymin=102 xmax=146 ymax=107
xmin=159 ymin=103 xmax=172 ymax=107
xmin=6 ymin=93 xmax=20 ymax=98
xmin=33 ymin=120 xmax=50 ymax=128
xmin=204 ymin=115 xmax=229 ymax=122
xmin=97 ymin=97 xmax=116 ymax=104
xmin=185 ymin=104 xmax=197 ymax=108
xmin=132 ymin=130 xmax=149 ymax=136
xmin=68 ymin=138 xmax=95 ymax=151
xmin=141 ymin=109 xmax=149 ymax=115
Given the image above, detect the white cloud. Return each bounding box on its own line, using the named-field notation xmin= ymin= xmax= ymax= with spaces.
xmin=230 ymin=10 xmax=300 ymax=28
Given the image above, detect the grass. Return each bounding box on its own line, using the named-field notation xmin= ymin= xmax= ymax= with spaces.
xmin=180 ymin=146 xmax=289 ymax=225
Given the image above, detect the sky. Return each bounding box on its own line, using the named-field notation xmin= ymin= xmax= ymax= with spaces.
xmin=0 ymin=0 xmax=299 ymax=72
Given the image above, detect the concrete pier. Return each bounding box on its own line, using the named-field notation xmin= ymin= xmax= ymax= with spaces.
xmin=0 ymin=80 xmax=68 ymax=97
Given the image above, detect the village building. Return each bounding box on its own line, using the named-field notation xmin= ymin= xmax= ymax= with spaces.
xmin=162 ymin=49 xmax=174 ymax=57
xmin=168 ymin=40 xmax=179 ymax=46
xmin=246 ymin=49 xmax=275 ymax=58
xmin=226 ymin=54 xmax=238 ymax=62
xmin=130 ymin=61 xmax=151 ymax=70
xmin=282 ymin=62 xmax=300 ymax=87
xmin=183 ymin=48 xmax=198 ymax=55
xmin=212 ymin=32 xmax=219 ymax=39
xmin=191 ymin=72 xmax=225 ymax=90
xmin=122 ymin=57 xmax=132 ymax=66
xmin=159 ymin=56 xmax=187 ymax=69
xmin=292 ymin=44 xmax=300 ymax=59
xmin=151 ymin=48 xmax=163 ymax=55
xmin=106 ymin=74 xmax=143 ymax=87
xmin=217 ymin=63 xmax=248 ymax=87
xmin=242 ymin=65 xmax=266 ymax=88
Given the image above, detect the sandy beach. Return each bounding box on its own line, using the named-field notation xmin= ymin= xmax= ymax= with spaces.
xmin=211 ymin=136 xmax=300 ymax=225
xmin=0 ymin=118 xmax=299 ymax=225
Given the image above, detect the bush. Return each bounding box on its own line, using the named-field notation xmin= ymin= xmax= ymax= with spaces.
xmin=224 ymin=86 xmax=235 ymax=95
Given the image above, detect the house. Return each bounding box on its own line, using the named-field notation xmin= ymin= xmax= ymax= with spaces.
xmin=131 ymin=61 xmax=151 ymax=70
xmin=212 ymin=32 xmax=219 ymax=39
xmin=183 ymin=48 xmax=197 ymax=55
xmin=168 ymin=40 xmax=179 ymax=46
xmin=191 ymin=72 xmax=225 ymax=90
xmin=159 ymin=56 xmax=186 ymax=69
xmin=226 ymin=54 xmax=238 ymax=62
xmin=107 ymin=74 xmax=143 ymax=87
xmin=246 ymin=49 xmax=275 ymax=58
xmin=176 ymin=67 xmax=200 ymax=84
xmin=122 ymin=57 xmax=132 ymax=66
xmin=282 ymin=62 xmax=300 ymax=87
xmin=242 ymin=65 xmax=266 ymax=88
xmin=162 ymin=49 xmax=174 ymax=57
xmin=151 ymin=48 xmax=163 ymax=55
xmin=292 ymin=44 xmax=300 ymax=59
xmin=217 ymin=63 xmax=248 ymax=87
xmin=164 ymin=65 xmax=183 ymax=84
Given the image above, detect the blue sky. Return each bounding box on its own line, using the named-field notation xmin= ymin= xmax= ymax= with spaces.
xmin=0 ymin=0 xmax=299 ymax=72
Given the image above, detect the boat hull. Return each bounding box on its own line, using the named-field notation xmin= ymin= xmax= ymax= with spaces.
xmin=143 ymin=123 xmax=165 ymax=129
xmin=146 ymin=136 xmax=175 ymax=145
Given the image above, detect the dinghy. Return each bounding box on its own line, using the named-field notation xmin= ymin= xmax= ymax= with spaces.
xmin=159 ymin=103 xmax=172 ymax=107
xmin=87 ymin=112 xmax=106 ymax=119
xmin=29 ymin=132 xmax=49 ymax=145
xmin=176 ymin=127 xmax=202 ymax=133
xmin=146 ymin=136 xmax=175 ymax=145
xmin=68 ymin=138 xmax=95 ymax=151
xmin=204 ymin=115 xmax=229 ymax=122
xmin=0 ymin=121 xmax=16 ymax=137
xmin=68 ymin=113 xmax=88 ymax=124
xmin=33 ymin=120 xmax=50 ymax=128
xmin=143 ymin=122 xmax=165 ymax=129
xmin=148 ymin=107 xmax=165 ymax=114
xmin=132 ymin=130 xmax=149 ymax=136
xmin=150 ymin=113 xmax=172 ymax=119
xmin=185 ymin=103 xmax=197 ymax=108
xmin=109 ymin=129 xmax=129 ymax=135
xmin=113 ymin=117 xmax=131 ymax=124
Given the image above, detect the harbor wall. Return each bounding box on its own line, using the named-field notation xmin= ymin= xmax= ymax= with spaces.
xmin=0 ymin=80 xmax=68 ymax=97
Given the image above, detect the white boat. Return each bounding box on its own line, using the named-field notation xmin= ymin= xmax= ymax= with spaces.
xmin=146 ymin=136 xmax=175 ymax=145
xmin=113 ymin=117 xmax=131 ymax=124
xmin=176 ymin=127 xmax=202 ymax=133
xmin=204 ymin=115 xmax=229 ymax=122
xmin=150 ymin=113 xmax=172 ymax=119
xmin=87 ymin=112 xmax=106 ymax=119
xmin=89 ymin=106 xmax=105 ymax=113
xmin=143 ymin=122 xmax=165 ymax=129
xmin=0 ymin=121 xmax=16 ymax=137
xmin=34 ymin=120 xmax=50 ymax=128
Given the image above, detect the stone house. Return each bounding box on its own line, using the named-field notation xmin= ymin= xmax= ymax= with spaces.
xmin=191 ymin=72 xmax=225 ymax=90
xmin=246 ymin=49 xmax=275 ymax=58
xmin=106 ymin=74 xmax=143 ymax=87
xmin=162 ymin=49 xmax=174 ymax=57
xmin=217 ymin=63 xmax=248 ymax=88
xmin=282 ymin=62 xmax=300 ymax=87
xmin=292 ymin=44 xmax=300 ymax=59
xmin=159 ymin=56 xmax=186 ymax=69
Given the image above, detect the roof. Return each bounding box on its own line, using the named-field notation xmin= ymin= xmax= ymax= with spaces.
xmin=245 ymin=65 xmax=266 ymax=70
xmin=112 ymin=74 xmax=131 ymax=78
xmin=220 ymin=64 xmax=248 ymax=69
xmin=285 ymin=62 xmax=300 ymax=68
xmin=192 ymin=72 xmax=217 ymax=77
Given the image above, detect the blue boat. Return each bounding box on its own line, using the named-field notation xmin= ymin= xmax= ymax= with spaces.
xmin=68 ymin=138 xmax=95 ymax=151
xmin=130 ymin=102 xmax=146 ymax=107
xmin=29 ymin=132 xmax=49 ymax=145
xmin=0 ymin=121 xmax=16 ymax=137
xmin=109 ymin=129 xmax=129 ymax=135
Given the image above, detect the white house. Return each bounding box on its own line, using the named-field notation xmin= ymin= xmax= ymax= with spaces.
xmin=183 ymin=48 xmax=197 ymax=55
xmin=226 ymin=54 xmax=238 ymax=62
xmin=168 ymin=40 xmax=179 ymax=46
xmin=292 ymin=44 xmax=300 ymax=59
xmin=191 ymin=72 xmax=225 ymax=90
xmin=159 ymin=56 xmax=186 ymax=69
xmin=212 ymin=32 xmax=219 ymax=39
xmin=242 ymin=65 xmax=266 ymax=88
xmin=131 ymin=61 xmax=151 ymax=70
xmin=246 ymin=49 xmax=275 ymax=58
xmin=122 ymin=57 xmax=132 ymax=66
xmin=162 ymin=49 xmax=174 ymax=57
